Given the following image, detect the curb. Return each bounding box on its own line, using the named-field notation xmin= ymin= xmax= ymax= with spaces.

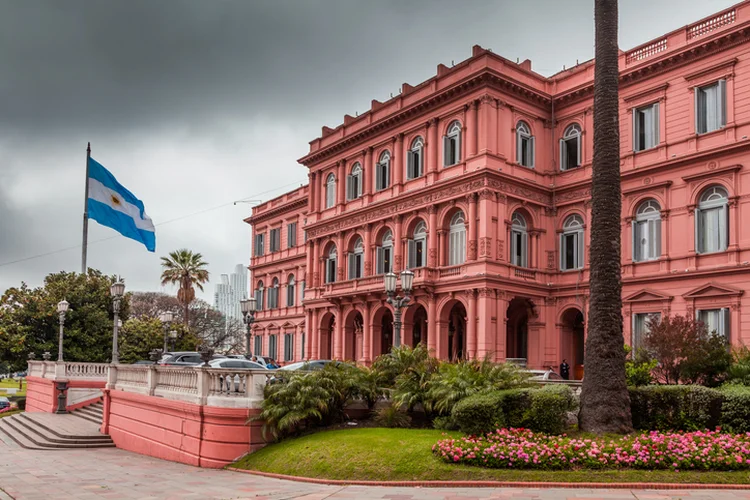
xmin=226 ymin=468 xmax=750 ymax=490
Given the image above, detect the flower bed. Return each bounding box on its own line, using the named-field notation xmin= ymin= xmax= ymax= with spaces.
xmin=433 ymin=428 xmax=750 ymax=471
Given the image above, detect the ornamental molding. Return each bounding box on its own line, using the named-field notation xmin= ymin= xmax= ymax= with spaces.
xmin=681 ymin=164 xmax=741 ymax=183
xmin=248 ymin=197 xmax=308 ymax=225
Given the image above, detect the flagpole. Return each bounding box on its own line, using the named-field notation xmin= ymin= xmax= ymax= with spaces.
xmin=81 ymin=142 xmax=91 ymax=274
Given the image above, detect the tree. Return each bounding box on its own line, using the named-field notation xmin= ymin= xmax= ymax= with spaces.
xmin=119 ymin=317 xmax=200 ymax=364
xmin=579 ymin=0 xmax=633 ymax=433
xmin=644 ymin=314 xmax=731 ymax=387
xmin=0 ymin=270 xmax=129 ymax=371
xmin=159 ymin=249 xmax=210 ymax=327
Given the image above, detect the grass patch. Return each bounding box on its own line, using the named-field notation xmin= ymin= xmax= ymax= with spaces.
xmin=231 ymin=428 xmax=750 ymax=484
xmin=0 ymin=410 xmax=22 ymax=419
xmin=0 ymin=379 xmax=26 ymax=398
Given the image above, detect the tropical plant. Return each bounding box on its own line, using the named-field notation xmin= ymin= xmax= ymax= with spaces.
xmin=371 ymin=344 xmax=433 ymax=387
xmin=258 ymin=373 xmax=331 ymax=440
xmin=159 ymin=249 xmax=210 ymax=326
xmin=727 ymin=346 xmax=750 ymax=386
xmin=373 ymin=402 xmax=411 ymax=428
xmin=579 ymin=0 xmax=633 ymax=434
xmin=392 ymin=353 xmax=439 ymax=414
xmin=624 ymin=345 xmax=656 ymax=387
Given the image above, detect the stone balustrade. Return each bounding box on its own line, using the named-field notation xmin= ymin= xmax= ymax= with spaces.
xmin=65 ymin=362 xmax=109 ymax=380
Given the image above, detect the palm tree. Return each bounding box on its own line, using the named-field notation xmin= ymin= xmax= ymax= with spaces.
xmin=579 ymin=0 xmax=633 ymax=434
xmin=160 ymin=249 xmax=210 ymax=327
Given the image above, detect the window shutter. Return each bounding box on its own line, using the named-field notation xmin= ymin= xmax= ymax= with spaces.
xmin=577 ymin=231 xmax=585 ymax=268
xmin=696 ymin=209 xmax=704 ymax=253
xmin=456 ymin=131 xmax=461 ymax=162
xmin=633 ymin=222 xmax=641 ymax=262
xmin=559 ymin=234 xmax=565 ymax=270
xmin=631 ymin=314 xmax=638 ymax=348
xmin=407 ymin=240 xmax=415 ymax=269
xmin=521 ymin=232 xmax=528 ymax=267
xmin=632 ymin=108 xmax=639 ymax=151
xmin=443 ymin=135 xmax=450 ymax=166
xmin=407 ymin=151 xmax=414 ymax=179
xmin=718 ymin=79 xmax=727 ymax=127
xmin=348 ymin=253 xmax=356 ymax=280
xmin=301 ymin=333 xmax=305 ymax=361
xmin=386 ymin=163 xmax=390 ymax=187
xmin=720 ymin=205 xmax=728 ymax=251
xmin=559 ymin=139 xmax=566 ymax=170
xmin=300 ymin=281 xmax=305 ymax=302
xmin=652 ymin=103 xmax=660 ymax=146
xmin=346 ymin=175 xmax=352 ymax=200
xmin=516 ymin=131 xmax=522 ymax=164
xmin=510 ymin=231 xmax=517 ymax=265
xmin=695 ymin=87 xmax=705 ymax=134
xmin=576 ymin=134 xmax=582 ymax=166
xmin=529 ymin=136 xmax=536 ymax=168
xmin=722 ymin=307 xmax=731 ymax=340
xmin=376 ymin=247 xmax=383 ymax=274
xmin=654 ymin=218 xmax=662 ymax=257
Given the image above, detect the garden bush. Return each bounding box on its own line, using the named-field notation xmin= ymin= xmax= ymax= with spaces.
xmin=727 ymin=346 xmax=750 ymax=386
xmin=16 ymin=398 xmax=25 ymax=411
xmin=629 ymin=385 xmax=723 ymax=431
xmin=451 ymin=385 xmax=575 ymax=436
xmin=373 ymin=402 xmax=411 ymax=428
xmin=719 ymin=385 xmax=750 ymax=433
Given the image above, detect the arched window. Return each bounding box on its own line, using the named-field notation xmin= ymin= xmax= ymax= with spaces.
xmin=408 ymin=221 xmax=427 ymax=269
xmin=696 ymin=186 xmax=729 ymax=254
xmin=510 ymin=212 xmax=528 ymax=267
xmin=255 ymin=281 xmax=265 ymax=310
xmin=325 ymin=246 xmax=337 ymax=283
xmin=269 ymin=278 xmax=280 ymax=309
xmin=443 ymin=121 xmax=462 ymax=167
xmin=449 ymin=212 xmax=466 ymax=266
xmin=516 ymin=121 xmax=535 ymax=168
xmin=633 ymin=199 xmax=661 ymax=262
xmin=377 ymin=230 xmax=393 ymax=274
xmin=560 ymin=124 xmax=581 ymax=171
xmin=348 ymin=238 xmax=365 ymax=280
xmin=560 ymin=215 xmax=584 ymax=271
xmin=407 ymin=137 xmax=424 ymax=180
xmin=376 ymin=151 xmax=391 ymax=191
xmin=347 ymin=163 xmax=362 ymax=200
xmin=325 ymin=173 xmax=336 ymax=209
xmin=286 ymin=275 xmax=296 ymax=307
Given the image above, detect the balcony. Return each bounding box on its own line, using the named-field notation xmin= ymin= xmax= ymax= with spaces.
xmin=513 ymin=267 xmax=537 ymax=280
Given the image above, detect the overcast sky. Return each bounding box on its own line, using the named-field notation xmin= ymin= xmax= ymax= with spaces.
xmin=0 ymin=0 xmax=738 ymax=301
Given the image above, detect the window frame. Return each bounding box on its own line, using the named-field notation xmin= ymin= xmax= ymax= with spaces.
xmin=633 ymin=199 xmax=662 ymax=262
xmin=696 ymin=186 xmax=729 ymax=255
xmin=269 ymin=228 xmax=281 ymax=253
xmin=443 ymin=121 xmax=462 ymax=167
xmin=254 ymin=233 xmax=265 ymax=257
xmin=448 ymin=212 xmax=467 ymax=266
xmin=254 ymin=281 xmax=265 ymax=310
xmin=375 ymin=151 xmax=391 ymax=191
xmin=284 ymin=333 xmax=294 ymax=362
xmin=269 ymin=278 xmax=279 ymax=309
xmin=325 ymin=173 xmax=336 ymax=209
xmin=516 ymin=121 xmax=535 ymax=168
xmin=348 ymin=238 xmax=365 ymax=280
xmin=268 ymin=334 xmax=278 ymax=360
xmin=407 ymin=221 xmax=427 ymax=269
xmin=325 ymin=247 xmax=337 ymax=283
xmin=633 ymin=103 xmax=660 ymax=152
xmin=632 ymin=312 xmax=661 ymax=349
xmin=254 ymin=335 xmax=263 ymax=356
xmin=560 ymin=215 xmax=585 ymax=271
xmin=697 ymin=308 xmax=730 ymax=340
xmin=286 ymin=275 xmax=295 ymax=307
xmin=287 ymin=223 xmax=297 ymax=248
xmin=407 ymin=137 xmax=424 ymax=180
xmin=560 ymin=124 xmax=582 ymax=170
xmin=510 ymin=212 xmax=529 ymax=267
xmin=695 ymin=79 xmax=727 ymax=135
xmin=376 ymin=231 xmax=393 ymax=275
xmin=347 ymin=163 xmax=363 ymax=200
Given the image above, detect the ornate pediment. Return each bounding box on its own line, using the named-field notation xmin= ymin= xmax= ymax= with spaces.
xmin=683 ymin=282 xmax=743 ymax=299
xmin=623 ymin=289 xmax=673 ymax=303
xmin=281 ymin=321 xmax=295 ymax=329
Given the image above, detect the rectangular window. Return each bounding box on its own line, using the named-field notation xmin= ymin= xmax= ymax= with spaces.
xmin=286 ymin=283 xmax=295 ymax=307
xmin=254 ymin=335 xmax=263 ymax=356
xmin=348 ymin=253 xmax=363 ymax=279
xmin=559 ymin=136 xmax=581 ymax=170
xmin=518 ymin=135 xmax=535 ymax=168
xmin=269 ymin=228 xmax=281 ymax=252
xmin=326 ymin=181 xmax=335 ymax=209
xmin=632 ymin=312 xmax=661 ymax=349
xmin=254 ymin=288 xmax=264 ymax=310
xmin=633 ymin=103 xmax=659 ymax=152
xmin=407 ymin=239 xmax=425 ymax=269
xmin=407 ymin=150 xmax=423 ymax=179
xmin=284 ymin=333 xmax=294 ymax=362
xmin=269 ymin=335 xmax=277 ymax=360
xmin=443 ymin=135 xmax=459 ymax=166
xmin=633 ymin=218 xmax=661 ymax=261
xmin=697 ymin=308 xmax=730 ymax=339
xmin=510 ymin=230 xmax=528 ymax=267
xmin=376 ymin=247 xmax=392 ymax=274
xmin=301 ymin=333 xmax=305 ymax=360
xmin=347 ymin=174 xmax=361 ymax=200
xmin=696 ymin=80 xmax=726 ymax=134
xmin=560 ymin=232 xmax=583 ymax=270
xmin=697 ymin=205 xmax=728 ymax=254
xmin=287 ymin=223 xmax=297 ymax=248
xmin=449 ymin=230 xmax=466 ymax=266
xmin=254 ymin=234 xmax=265 ymax=256
xmin=300 ymin=281 xmax=305 ymax=302
xmin=376 ymin=162 xmax=390 ymax=191
xmin=269 ymin=286 xmax=278 ymax=309
xmin=326 ymin=258 xmax=337 ymax=283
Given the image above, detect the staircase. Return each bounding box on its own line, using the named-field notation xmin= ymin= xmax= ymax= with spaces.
xmin=71 ymin=400 xmax=104 ymax=425
xmin=0 ymin=408 xmax=113 ymax=450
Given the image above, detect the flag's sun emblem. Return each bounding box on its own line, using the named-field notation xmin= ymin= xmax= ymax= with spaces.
xmin=111 ymin=195 xmax=121 ymax=206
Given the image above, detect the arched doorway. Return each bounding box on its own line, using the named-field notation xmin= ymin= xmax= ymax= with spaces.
xmin=506 ymin=298 xmax=531 ymax=366
xmin=411 ymin=305 xmax=428 ymax=348
xmin=372 ymin=307 xmax=394 ymax=356
xmin=446 ymin=301 xmax=467 ymax=361
xmin=561 ymin=308 xmax=585 ymax=380
xmin=319 ymin=312 xmax=335 ymax=360
xmin=343 ymin=310 xmax=363 ymax=361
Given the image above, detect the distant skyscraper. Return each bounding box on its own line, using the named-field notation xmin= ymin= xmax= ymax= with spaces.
xmin=213 ymin=264 xmax=248 ymax=320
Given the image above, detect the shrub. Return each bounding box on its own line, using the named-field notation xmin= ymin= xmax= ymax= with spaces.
xmin=727 ymin=346 xmax=750 ymax=386
xmin=719 ymin=385 xmax=750 ymax=433
xmin=643 ymin=314 xmax=731 ymax=386
xmin=16 ymin=398 xmax=25 ymax=411
xmin=372 ymin=344 xmax=433 ymax=388
xmin=629 ymin=385 xmax=723 ymax=431
xmin=526 ymin=385 xmax=577 ymax=435
xmin=391 ymin=351 xmax=440 ymax=414
xmin=432 ymin=415 xmax=459 ymax=431
xmin=624 ymin=345 xmax=656 ymax=387
xmin=373 ymin=403 xmax=411 ymax=428
xmin=451 ymin=392 xmax=506 ymax=436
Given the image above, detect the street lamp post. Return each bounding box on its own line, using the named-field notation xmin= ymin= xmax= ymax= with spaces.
xmin=158 ymin=311 xmax=174 ymax=352
xmin=241 ymin=298 xmax=257 ymax=358
xmin=110 ymin=281 xmax=125 ymax=364
xmin=169 ymin=330 xmax=178 ymax=351
xmin=384 ymin=270 xmax=414 ymax=349
xmin=57 ymin=300 xmax=69 ymax=362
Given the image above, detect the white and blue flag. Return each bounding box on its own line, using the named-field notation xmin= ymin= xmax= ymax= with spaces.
xmin=87 ymin=158 xmax=156 ymax=252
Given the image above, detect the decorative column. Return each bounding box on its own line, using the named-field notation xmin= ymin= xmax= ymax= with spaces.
xmin=427 ymin=291 xmax=437 ymax=356
xmin=428 ymin=206 xmax=438 ymax=267
xmin=394 ymin=215 xmax=403 ymax=272
xmin=477 ymin=189 xmax=494 ymax=260
xmin=363 ymin=148 xmax=373 ymax=203
xmin=466 ymin=100 xmax=478 ymax=158
xmin=495 ymin=291 xmax=508 ymax=362
xmin=309 ymin=172 xmax=317 ymax=213
xmin=467 ymin=192 xmax=478 ymax=260
xmin=426 ymin=118 xmax=439 ymax=184
xmin=362 ymin=301 xmax=372 ymax=364
xmin=363 ymin=223 xmax=373 ymax=276
xmin=477 ymin=94 xmax=497 ymax=154
xmin=477 ymin=288 xmax=494 ymax=360
xmin=393 ymin=134 xmax=404 ymax=195
xmin=466 ymin=289 xmax=478 ymax=359
xmin=311 ymin=239 xmax=320 ymax=287
xmin=311 ymin=308 xmax=320 ymax=359
xmin=334 ymin=305 xmax=343 ymax=360
xmin=337 ymin=160 xmax=346 ymax=209
xmin=336 ymin=232 xmax=345 ymax=281
xmin=437 ymin=230 xmax=445 ymax=267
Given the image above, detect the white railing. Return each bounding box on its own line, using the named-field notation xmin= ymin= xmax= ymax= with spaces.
xmin=27 ymin=361 xmax=44 ymax=378
xmin=155 ymin=367 xmax=199 ymax=394
xmin=114 ymin=365 xmax=149 ymax=390
xmin=65 ymin=362 xmax=108 ymax=380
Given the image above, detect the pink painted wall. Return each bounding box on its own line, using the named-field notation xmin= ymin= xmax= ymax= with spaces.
xmin=25 ymin=377 xmax=106 ymax=413
xmin=245 ymin=2 xmax=750 ymax=376
xmin=103 ymin=390 xmax=265 ymax=468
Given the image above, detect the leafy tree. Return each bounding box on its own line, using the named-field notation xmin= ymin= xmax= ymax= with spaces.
xmin=727 ymin=346 xmax=750 ymax=386
xmin=160 ymin=249 xmax=210 ymax=326
xmin=644 ymin=314 xmax=731 ymax=386
xmin=119 ymin=317 xmax=200 ymax=364
xmin=0 ymin=270 xmax=129 ymax=370
xmin=579 ymin=0 xmax=633 ymax=434
xmin=624 ymin=345 xmax=656 ymax=387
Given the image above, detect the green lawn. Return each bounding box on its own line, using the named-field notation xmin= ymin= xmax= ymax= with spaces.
xmin=231 ymin=428 xmax=750 ymax=484
xmin=0 ymin=410 xmax=22 ymax=419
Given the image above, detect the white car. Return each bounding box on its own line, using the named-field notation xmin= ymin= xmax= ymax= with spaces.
xmin=525 ymin=369 xmax=565 ymax=381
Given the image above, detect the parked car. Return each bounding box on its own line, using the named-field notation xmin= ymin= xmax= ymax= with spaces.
xmin=0 ymin=397 xmax=10 ymax=410
xmin=525 ymin=369 xmax=564 ymax=381
xmin=207 ymin=359 xmax=267 ymax=370
xmin=133 ymin=360 xmax=154 ymax=365
xmin=159 ymin=352 xmax=227 ymax=366
xmin=277 ymin=360 xmax=333 ymax=372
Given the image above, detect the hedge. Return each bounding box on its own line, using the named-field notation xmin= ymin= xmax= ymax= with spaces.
xmin=628 ymin=385 xmax=723 ymax=431
xmin=719 ymin=385 xmax=750 ymax=433
xmin=451 ymin=385 xmax=576 ymax=435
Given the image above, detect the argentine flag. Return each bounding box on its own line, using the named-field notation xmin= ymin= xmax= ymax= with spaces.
xmin=87 ymin=158 xmax=156 ymax=252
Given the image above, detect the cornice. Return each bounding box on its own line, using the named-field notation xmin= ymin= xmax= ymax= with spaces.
xmin=622 ymin=180 xmax=673 ymax=196
xmin=681 ymin=164 xmax=742 ymax=182
xmin=247 ymin=197 xmax=308 ymax=225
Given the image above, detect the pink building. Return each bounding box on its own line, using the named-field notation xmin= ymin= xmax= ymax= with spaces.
xmin=248 ymin=2 xmax=750 ymax=379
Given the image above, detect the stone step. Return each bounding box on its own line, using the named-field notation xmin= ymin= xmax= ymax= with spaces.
xmin=19 ymin=413 xmax=107 ymax=441
xmin=1 ymin=417 xmax=114 ymax=449
xmin=0 ymin=419 xmax=49 ymax=450
xmin=70 ymin=410 xmax=101 ymax=425
xmin=13 ymin=415 xmax=112 ymax=445
xmin=76 ymin=406 xmax=103 ymax=419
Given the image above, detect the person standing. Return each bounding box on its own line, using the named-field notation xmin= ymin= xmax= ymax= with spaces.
xmin=560 ymin=359 xmax=570 ymax=380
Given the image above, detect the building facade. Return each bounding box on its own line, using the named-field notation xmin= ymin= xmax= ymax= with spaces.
xmin=248 ymin=3 xmax=750 ymax=377
xmin=213 ymin=264 xmax=248 ymax=321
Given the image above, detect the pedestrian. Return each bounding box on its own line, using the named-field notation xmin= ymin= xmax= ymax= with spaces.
xmin=560 ymin=359 xmax=570 ymax=380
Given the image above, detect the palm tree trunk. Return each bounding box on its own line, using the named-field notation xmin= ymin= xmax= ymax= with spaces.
xmin=183 ymin=301 xmax=189 ymax=328
xmin=579 ymin=0 xmax=633 ymax=434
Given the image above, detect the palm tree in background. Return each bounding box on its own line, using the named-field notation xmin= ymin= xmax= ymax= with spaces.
xmin=160 ymin=249 xmax=210 ymax=327
xmin=579 ymin=0 xmax=633 ymax=434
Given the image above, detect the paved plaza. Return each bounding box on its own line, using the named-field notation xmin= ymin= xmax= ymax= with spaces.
xmin=1 ymin=436 xmax=750 ymax=500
